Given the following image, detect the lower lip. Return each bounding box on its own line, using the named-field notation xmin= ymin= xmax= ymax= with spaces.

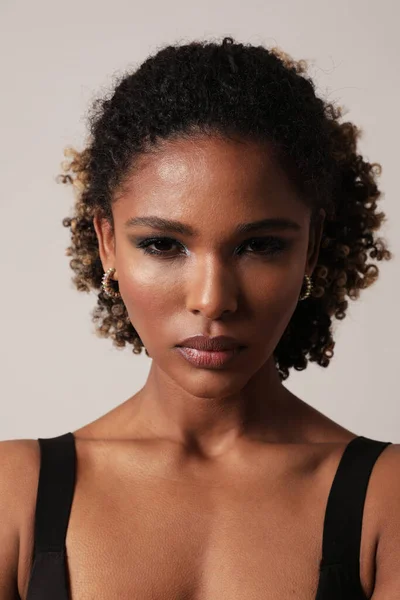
xmin=176 ymin=346 xmax=244 ymax=368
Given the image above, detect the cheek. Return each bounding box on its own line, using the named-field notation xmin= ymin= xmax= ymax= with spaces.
xmin=240 ymin=251 xmax=307 ymax=354
xmin=117 ymin=263 xmax=179 ymax=336
xmin=251 ymin=270 xmax=303 ymax=335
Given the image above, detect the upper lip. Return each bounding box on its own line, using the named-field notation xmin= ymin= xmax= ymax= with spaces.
xmin=177 ymin=335 xmax=244 ymax=352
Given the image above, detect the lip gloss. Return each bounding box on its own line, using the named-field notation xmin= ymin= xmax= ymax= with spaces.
xmin=176 ymin=346 xmax=243 ymax=368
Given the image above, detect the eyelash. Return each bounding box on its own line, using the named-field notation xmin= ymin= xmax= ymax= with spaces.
xmin=134 ymin=236 xmax=288 ymax=258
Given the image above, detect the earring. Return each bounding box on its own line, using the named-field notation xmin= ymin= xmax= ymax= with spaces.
xmin=102 ymin=267 xmax=121 ymax=299
xmin=299 ymin=274 xmax=313 ymax=301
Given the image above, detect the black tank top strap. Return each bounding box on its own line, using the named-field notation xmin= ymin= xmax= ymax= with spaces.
xmin=320 ymin=435 xmax=392 ymax=570
xmin=33 ymin=432 xmax=76 ymax=557
xmin=27 ymin=432 xmax=76 ymax=600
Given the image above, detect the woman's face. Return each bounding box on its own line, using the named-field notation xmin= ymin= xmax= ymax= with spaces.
xmin=94 ymin=135 xmax=323 ymax=394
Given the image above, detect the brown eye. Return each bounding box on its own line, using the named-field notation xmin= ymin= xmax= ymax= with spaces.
xmin=239 ymin=237 xmax=287 ymax=256
xmin=134 ymin=235 xmax=288 ymax=259
xmin=136 ymin=237 xmax=184 ymax=257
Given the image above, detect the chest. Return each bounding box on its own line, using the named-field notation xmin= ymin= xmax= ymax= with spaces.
xmin=21 ymin=440 xmax=381 ymax=600
xmin=62 ymin=471 xmax=334 ymax=599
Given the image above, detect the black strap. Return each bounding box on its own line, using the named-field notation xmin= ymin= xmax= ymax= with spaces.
xmin=320 ymin=435 xmax=391 ymax=570
xmin=33 ymin=432 xmax=76 ymax=559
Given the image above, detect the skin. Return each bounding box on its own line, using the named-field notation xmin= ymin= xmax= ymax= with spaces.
xmin=0 ymin=134 xmax=399 ymax=600
xmin=94 ymin=134 xmax=330 ymax=451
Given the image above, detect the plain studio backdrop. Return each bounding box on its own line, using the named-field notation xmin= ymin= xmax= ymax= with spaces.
xmin=0 ymin=0 xmax=399 ymax=443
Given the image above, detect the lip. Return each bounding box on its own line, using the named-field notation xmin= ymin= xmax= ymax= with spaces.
xmin=176 ymin=346 xmax=244 ymax=369
xmin=176 ymin=335 xmax=244 ymax=352
xmin=175 ymin=335 xmax=246 ymax=369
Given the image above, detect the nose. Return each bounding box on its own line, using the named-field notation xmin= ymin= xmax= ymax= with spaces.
xmin=185 ymin=256 xmax=238 ymax=320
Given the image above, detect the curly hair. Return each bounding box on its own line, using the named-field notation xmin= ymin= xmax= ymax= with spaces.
xmin=58 ymin=36 xmax=392 ymax=381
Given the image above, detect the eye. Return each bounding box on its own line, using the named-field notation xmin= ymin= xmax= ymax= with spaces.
xmin=134 ymin=236 xmax=288 ymax=258
xmin=238 ymin=236 xmax=288 ymax=256
xmin=135 ymin=237 xmax=184 ymax=257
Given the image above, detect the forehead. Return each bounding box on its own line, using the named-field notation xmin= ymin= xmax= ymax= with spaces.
xmin=124 ymin=135 xmax=289 ymax=191
xmin=114 ymin=134 xmax=307 ymax=227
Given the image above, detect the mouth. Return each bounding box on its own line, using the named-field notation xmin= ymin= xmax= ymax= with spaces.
xmin=175 ymin=345 xmax=245 ymax=369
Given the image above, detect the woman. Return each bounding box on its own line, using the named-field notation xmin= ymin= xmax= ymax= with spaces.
xmin=1 ymin=37 xmax=399 ymax=600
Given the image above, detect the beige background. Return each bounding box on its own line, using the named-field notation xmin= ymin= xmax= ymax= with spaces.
xmin=0 ymin=0 xmax=398 ymax=442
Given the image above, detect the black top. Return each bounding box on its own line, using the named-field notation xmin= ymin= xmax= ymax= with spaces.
xmin=25 ymin=432 xmax=392 ymax=599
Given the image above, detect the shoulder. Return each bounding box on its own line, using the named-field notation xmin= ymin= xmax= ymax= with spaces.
xmin=369 ymin=441 xmax=400 ymax=516
xmin=0 ymin=437 xmax=40 ymax=490
xmin=0 ymin=438 xmax=41 ymax=598
xmin=0 ymin=437 xmax=40 ymax=519
xmin=371 ymin=441 xmax=400 ymax=528
xmin=367 ymin=442 xmax=400 ymax=597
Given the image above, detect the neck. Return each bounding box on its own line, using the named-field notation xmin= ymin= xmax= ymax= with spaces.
xmin=122 ymin=357 xmax=302 ymax=457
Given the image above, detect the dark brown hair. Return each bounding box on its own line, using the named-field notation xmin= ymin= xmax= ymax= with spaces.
xmin=58 ymin=36 xmax=392 ymax=380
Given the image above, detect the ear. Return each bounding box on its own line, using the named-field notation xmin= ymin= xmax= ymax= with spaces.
xmin=93 ymin=211 xmax=118 ymax=280
xmin=306 ymin=209 xmax=325 ymax=275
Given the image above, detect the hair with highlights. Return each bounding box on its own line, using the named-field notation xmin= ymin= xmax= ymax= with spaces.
xmin=58 ymin=36 xmax=391 ymax=380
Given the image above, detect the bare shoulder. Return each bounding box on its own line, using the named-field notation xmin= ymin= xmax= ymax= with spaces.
xmin=0 ymin=438 xmax=41 ymax=599
xmin=365 ymin=442 xmax=400 ymax=598
xmin=0 ymin=438 xmax=40 ymax=508
xmin=369 ymin=441 xmax=400 ymax=524
xmin=368 ymin=441 xmax=400 ymax=516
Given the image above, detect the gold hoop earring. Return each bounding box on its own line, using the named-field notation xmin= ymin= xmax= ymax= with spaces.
xmin=299 ymin=274 xmax=313 ymax=301
xmin=101 ymin=267 xmax=121 ymax=299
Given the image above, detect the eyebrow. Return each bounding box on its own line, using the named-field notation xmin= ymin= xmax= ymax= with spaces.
xmin=124 ymin=215 xmax=301 ymax=236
